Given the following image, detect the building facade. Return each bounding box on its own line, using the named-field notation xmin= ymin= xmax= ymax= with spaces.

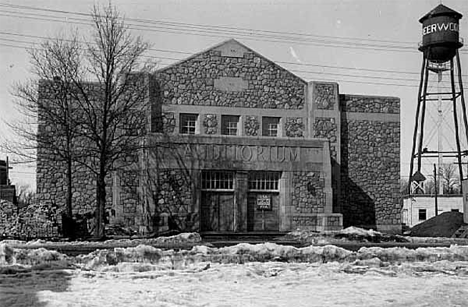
xmin=0 ymin=158 xmax=16 ymax=204
xmin=402 ymin=195 xmax=463 ymax=227
xmin=37 ymin=39 xmax=402 ymax=234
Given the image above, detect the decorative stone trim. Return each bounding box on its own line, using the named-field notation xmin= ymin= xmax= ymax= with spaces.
xmin=203 ymin=114 xmax=218 ymax=134
xmin=244 ymin=115 xmax=259 ymax=136
xmin=285 ymin=117 xmax=304 ymax=138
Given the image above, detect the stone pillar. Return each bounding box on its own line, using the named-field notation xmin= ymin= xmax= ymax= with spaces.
xmin=280 ymin=171 xmax=292 ymax=231
xmin=235 ymin=171 xmax=248 ymax=232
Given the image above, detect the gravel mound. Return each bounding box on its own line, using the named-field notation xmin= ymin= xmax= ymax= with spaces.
xmin=410 ymin=212 xmax=466 ymax=238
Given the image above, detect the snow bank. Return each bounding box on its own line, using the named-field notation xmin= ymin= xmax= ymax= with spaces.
xmin=340 ymin=226 xmax=380 ymax=237
xmin=285 ymin=227 xmax=409 ymax=245
xmin=71 ymin=243 xmax=468 ymax=271
xmin=3 ymin=232 xmax=203 ymax=249
xmin=0 ymin=243 xmax=14 ymax=265
xmin=3 ymin=241 xmax=468 ymax=274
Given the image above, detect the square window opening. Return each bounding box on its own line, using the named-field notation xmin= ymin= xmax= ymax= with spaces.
xmin=180 ymin=113 xmax=198 ymax=135
xmin=418 ymin=209 xmax=427 ymax=221
xmin=262 ymin=117 xmax=281 ymax=137
xmin=222 ymin=115 xmax=240 ymax=136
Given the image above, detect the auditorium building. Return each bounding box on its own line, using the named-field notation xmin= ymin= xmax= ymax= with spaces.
xmin=37 ymin=39 xmax=402 ymax=234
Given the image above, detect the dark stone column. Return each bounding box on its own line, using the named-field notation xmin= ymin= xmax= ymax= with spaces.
xmin=235 ymin=171 xmax=248 ymax=232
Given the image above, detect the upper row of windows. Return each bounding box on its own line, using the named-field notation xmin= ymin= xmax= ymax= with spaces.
xmin=180 ymin=113 xmax=281 ymax=137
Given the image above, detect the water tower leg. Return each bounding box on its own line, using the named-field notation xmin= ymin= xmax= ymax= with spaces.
xmin=450 ymin=58 xmax=464 ymax=184
xmin=408 ymin=56 xmax=428 ymax=194
xmin=455 ymin=50 xmax=468 ymax=149
xmin=417 ymin=63 xmax=430 ymax=173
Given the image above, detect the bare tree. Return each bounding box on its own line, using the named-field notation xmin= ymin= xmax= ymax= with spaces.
xmin=440 ymin=163 xmax=460 ymax=194
xmin=65 ymin=4 xmax=152 ymax=238
xmin=2 ymin=34 xmax=83 ymax=238
xmin=5 ymin=4 xmax=152 ymax=239
xmin=16 ymin=184 xmax=36 ymax=208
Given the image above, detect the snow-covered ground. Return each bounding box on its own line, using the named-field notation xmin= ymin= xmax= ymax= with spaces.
xmin=2 ymin=234 xmax=468 ymax=307
xmin=2 ymin=261 xmax=468 ymax=307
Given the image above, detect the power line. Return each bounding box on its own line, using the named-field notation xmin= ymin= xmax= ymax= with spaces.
xmin=0 ymin=37 xmax=425 ymax=86
xmin=2 ymin=39 xmax=466 ymax=90
xmin=2 ymin=29 xmax=468 ymax=79
xmin=0 ymin=2 xmax=419 ymax=45
xmin=1 ymin=4 xmax=467 ymax=55
xmin=0 ymin=11 xmax=418 ymax=53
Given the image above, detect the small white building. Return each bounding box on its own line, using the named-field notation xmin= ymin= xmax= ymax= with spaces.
xmin=402 ymin=195 xmax=463 ymax=228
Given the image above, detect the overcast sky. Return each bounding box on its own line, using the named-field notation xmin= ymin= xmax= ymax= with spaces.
xmin=0 ymin=0 xmax=467 ymax=189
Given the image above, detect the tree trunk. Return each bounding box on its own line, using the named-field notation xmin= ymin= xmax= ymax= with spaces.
xmin=94 ymin=172 xmax=107 ymax=239
xmin=62 ymin=156 xmax=76 ymax=240
xmin=66 ymin=157 xmax=73 ymax=218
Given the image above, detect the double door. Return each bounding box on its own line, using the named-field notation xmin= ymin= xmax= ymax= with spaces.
xmin=201 ymin=192 xmax=235 ymax=232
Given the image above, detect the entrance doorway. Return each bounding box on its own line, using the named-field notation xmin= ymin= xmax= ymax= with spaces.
xmin=200 ymin=171 xmax=235 ymax=232
xmin=247 ymin=171 xmax=281 ymax=231
xmin=201 ymin=192 xmax=235 ymax=231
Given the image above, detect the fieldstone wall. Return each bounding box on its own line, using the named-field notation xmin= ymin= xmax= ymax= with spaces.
xmin=36 ymin=148 xmax=100 ymax=215
xmin=314 ymin=83 xmax=337 ymax=110
xmin=36 ymin=75 xmax=149 ymax=235
xmin=0 ymin=200 xmax=61 ymax=239
xmin=314 ymin=117 xmax=338 ymax=159
xmin=150 ymin=169 xmax=196 ymax=232
xmin=341 ymin=95 xmax=399 ymax=114
xmin=161 ymin=112 xmax=176 ymax=134
xmin=291 ymin=171 xmax=326 ymax=214
xmin=154 ymin=42 xmax=306 ymax=109
xmin=340 ymin=95 xmax=401 ymax=232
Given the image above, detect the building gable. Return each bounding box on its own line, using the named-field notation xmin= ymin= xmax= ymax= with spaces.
xmin=155 ymin=39 xmax=306 ymax=109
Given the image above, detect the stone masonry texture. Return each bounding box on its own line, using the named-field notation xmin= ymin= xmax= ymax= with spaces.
xmin=291 ymin=171 xmax=326 ymax=214
xmin=340 ymin=95 xmax=401 ymax=231
xmin=154 ymin=47 xmax=306 ymax=109
xmin=34 ymin=40 xmax=401 ymax=236
xmin=314 ymin=83 xmax=337 ymax=110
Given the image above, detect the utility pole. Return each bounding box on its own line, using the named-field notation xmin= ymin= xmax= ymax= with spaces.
xmin=434 ymin=163 xmax=438 ymax=216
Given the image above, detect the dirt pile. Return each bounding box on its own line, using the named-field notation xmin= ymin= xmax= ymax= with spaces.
xmin=409 ymin=212 xmax=467 ymax=238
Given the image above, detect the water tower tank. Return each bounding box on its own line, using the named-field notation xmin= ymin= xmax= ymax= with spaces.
xmin=418 ymin=4 xmax=463 ymax=63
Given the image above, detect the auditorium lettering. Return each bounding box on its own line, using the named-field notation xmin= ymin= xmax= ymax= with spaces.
xmin=182 ymin=144 xmax=300 ymax=162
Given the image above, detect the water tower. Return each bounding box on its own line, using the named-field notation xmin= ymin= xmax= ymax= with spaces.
xmin=408 ymin=4 xmax=468 ymax=196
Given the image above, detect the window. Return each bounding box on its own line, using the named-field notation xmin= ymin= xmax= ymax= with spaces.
xmin=248 ymin=171 xmax=281 ymax=191
xmin=418 ymin=209 xmax=427 ymax=221
xmin=201 ymin=171 xmax=234 ymax=190
xmin=451 ymin=209 xmax=460 ymax=212
xmin=262 ymin=117 xmax=280 ymax=137
xmin=221 ymin=115 xmax=240 ymax=135
xmin=180 ymin=113 xmax=198 ymax=134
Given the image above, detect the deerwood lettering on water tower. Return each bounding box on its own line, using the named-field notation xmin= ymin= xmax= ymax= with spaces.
xmin=422 ymin=22 xmax=459 ymax=35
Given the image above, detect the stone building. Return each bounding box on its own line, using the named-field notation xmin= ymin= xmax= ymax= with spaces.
xmin=0 ymin=158 xmax=16 ymax=204
xmin=36 ymin=39 xmax=401 ymax=234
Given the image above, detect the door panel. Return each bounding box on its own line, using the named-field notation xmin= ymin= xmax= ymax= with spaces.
xmin=218 ymin=194 xmax=235 ymax=231
xmin=201 ymin=192 xmax=235 ymax=232
xmin=247 ymin=193 xmax=279 ymax=231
